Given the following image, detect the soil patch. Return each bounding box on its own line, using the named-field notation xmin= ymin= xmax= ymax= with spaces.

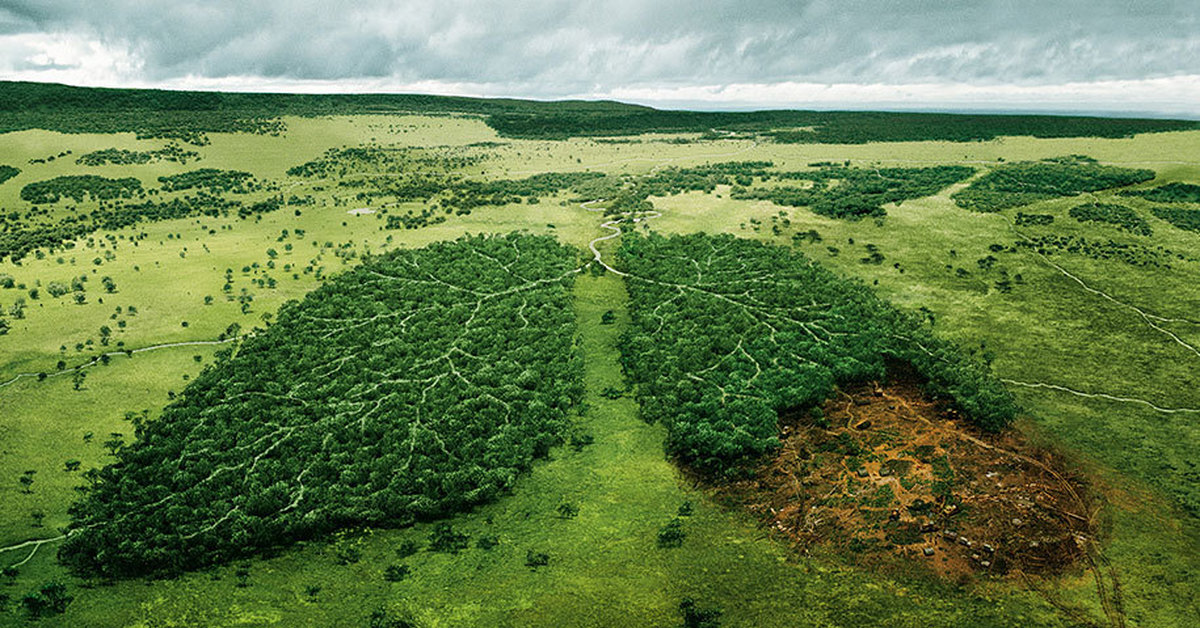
xmin=713 ymin=363 xmax=1094 ymax=581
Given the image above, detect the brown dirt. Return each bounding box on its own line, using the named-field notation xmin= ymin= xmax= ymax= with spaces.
xmin=712 ymin=363 xmax=1095 ymax=582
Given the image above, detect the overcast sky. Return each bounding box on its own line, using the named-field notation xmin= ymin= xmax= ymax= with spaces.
xmin=1 ymin=1 xmax=1197 ymax=116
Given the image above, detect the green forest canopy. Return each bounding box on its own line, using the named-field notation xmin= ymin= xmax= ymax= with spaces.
xmin=59 ymin=233 xmax=584 ymax=578
xmin=618 ymin=233 xmax=1016 ymax=477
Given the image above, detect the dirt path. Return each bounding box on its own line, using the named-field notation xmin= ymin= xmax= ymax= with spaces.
xmin=1001 ymin=378 xmax=1200 ymax=414
xmin=0 ymin=337 xmax=238 ymax=391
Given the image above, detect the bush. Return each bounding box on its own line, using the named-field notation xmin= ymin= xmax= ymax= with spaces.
xmin=657 ymin=518 xmax=687 ymax=548
xmin=21 ymin=582 xmax=72 ymax=619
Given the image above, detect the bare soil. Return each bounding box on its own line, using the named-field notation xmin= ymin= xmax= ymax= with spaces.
xmin=712 ymin=363 xmax=1095 ymax=581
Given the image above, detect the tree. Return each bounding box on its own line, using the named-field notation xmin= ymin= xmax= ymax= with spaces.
xmin=101 ymin=276 xmax=117 ymax=293
xmin=18 ymin=470 xmax=35 ymax=493
xmin=72 ymin=370 xmax=86 ymax=391
xmin=21 ymin=582 xmax=72 ymax=619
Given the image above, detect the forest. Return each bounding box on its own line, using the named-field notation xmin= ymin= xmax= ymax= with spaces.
xmin=3 ymin=80 xmax=1196 ymax=146
xmin=58 ymin=233 xmax=584 ymax=577
xmin=617 ymin=233 xmax=1016 ymax=477
xmin=952 ymin=157 xmax=1156 ymax=212
xmin=488 ymin=109 xmax=1198 ymax=143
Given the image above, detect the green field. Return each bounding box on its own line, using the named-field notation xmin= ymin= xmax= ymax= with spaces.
xmin=1 ymin=94 xmax=1199 ymax=627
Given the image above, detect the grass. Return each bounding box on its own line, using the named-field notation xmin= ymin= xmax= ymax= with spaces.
xmin=1 ymin=115 xmax=1199 ymax=625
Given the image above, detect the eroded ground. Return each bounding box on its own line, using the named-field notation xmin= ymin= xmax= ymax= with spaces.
xmin=716 ymin=363 xmax=1095 ymax=582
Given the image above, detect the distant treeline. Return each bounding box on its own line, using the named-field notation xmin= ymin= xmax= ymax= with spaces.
xmin=489 ymin=110 xmax=1199 ymax=143
xmin=2 ymin=81 xmax=1195 ymax=144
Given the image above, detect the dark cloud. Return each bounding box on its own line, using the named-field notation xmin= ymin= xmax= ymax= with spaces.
xmin=0 ymin=1 xmax=1196 ymax=112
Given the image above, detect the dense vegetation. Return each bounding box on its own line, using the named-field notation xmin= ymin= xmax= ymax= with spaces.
xmin=0 ymin=164 xmax=18 ymax=185
xmin=75 ymin=144 xmax=199 ymax=166
xmin=617 ymin=233 xmax=1016 ymax=477
xmin=952 ymin=157 xmax=1156 ymax=212
xmin=1119 ymin=182 xmax=1200 ymax=203
xmin=158 ymin=168 xmax=257 ymax=193
xmin=489 ymin=109 xmax=1199 ymax=143
xmin=59 ymin=234 xmax=584 ymax=577
xmin=731 ymin=165 xmax=974 ymax=218
xmin=1068 ymin=202 xmax=1152 ymax=235
xmin=2 ymin=81 xmax=1195 ymax=146
xmin=19 ymin=174 xmax=144 ymax=204
xmin=0 ymin=194 xmax=278 ymax=262
xmin=1149 ymin=206 xmax=1200 ymax=233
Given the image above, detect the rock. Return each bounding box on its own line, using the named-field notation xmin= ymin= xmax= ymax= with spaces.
xmin=957 ymin=536 xmax=972 ymax=547
xmin=980 ymin=560 xmax=991 ymax=568
xmin=1011 ymin=518 xmax=1023 ymax=527
xmin=920 ymin=522 xmax=938 ymax=533
xmin=855 ymin=420 xmax=872 ymax=430
xmin=887 ymin=404 xmax=896 ymax=410
xmin=923 ymin=547 xmax=935 ymax=557
xmin=889 ymin=509 xmax=901 ymax=521
xmin=943 ymin=531 xmax=958 ymax=542
xmin=856 ymin=468 xmax=869 ymax=478
xmin=982 ymin=543 xmax=995 ymax=554
xmin=879 ymin=466 xmax=892 ymax=477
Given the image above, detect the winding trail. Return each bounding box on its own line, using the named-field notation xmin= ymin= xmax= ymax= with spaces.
xmin=1000 ymin=379 xmax=1200 ymax=414
xmin=0 ymin=338 xmax=238 ymax=391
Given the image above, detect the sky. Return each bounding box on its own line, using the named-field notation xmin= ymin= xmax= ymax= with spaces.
xmin=0 ymin=0 xmax=1197 ymax=117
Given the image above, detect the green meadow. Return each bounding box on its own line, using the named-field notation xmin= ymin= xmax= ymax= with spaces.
xmin=1 ymin=111 xmax=1198 ymax=626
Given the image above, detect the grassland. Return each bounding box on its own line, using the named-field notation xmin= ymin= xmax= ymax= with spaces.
xmin=1 ymin=108 xmax=1198 ymax=626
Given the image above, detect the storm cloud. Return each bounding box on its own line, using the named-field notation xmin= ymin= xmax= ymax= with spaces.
xmin=0 ymin=0 xmax=1196 ymax=114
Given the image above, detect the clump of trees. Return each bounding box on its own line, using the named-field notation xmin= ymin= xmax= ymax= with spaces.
xmin=617 ymin=233 xmax=1016 ymax=478
xmin=59 ymin=234 xmax=584 ymax=578
xmin=158 ymin=168 xmax=257 ymax=194
xmin=951 ymin=157 xmax=1155 ymax=212
xmin=732 ymin=165 xmax=975 ymax=219
xmin=75 ymin=144 xmax=199 ymax=166
xmin=1119 ymin=182 xmax=1200 ymax=204
xmin=20 ymin=175 xmax=144 ymax=204
xmin=1150 ymin=206 xmax=1200 ymax=233
xmin=1016 ymin=234 xmax=1192 ymax=268
xmin=1068 ymin=202 xmax=1152 ymax=235
xmin=0 ymin=164 xmax=18 ymax=185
